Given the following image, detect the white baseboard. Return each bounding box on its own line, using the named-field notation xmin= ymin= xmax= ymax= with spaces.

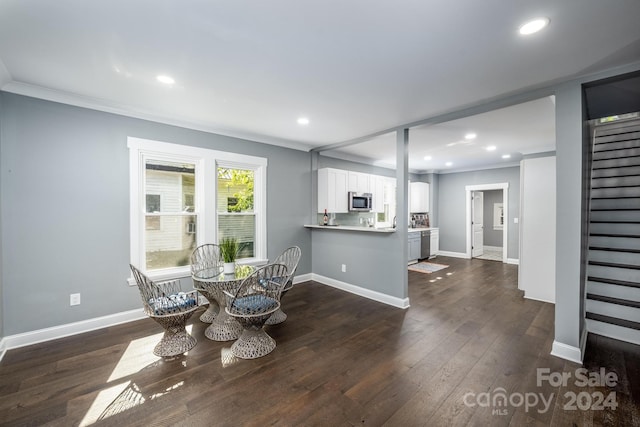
xmin=293 ymin=273 xmax=312 ymax=284
xmin=484 ymin=245 xmax=503 ymax=251
xmin=437 ymin=251 xmax=468 ymax=259
xmin=1 ymin=308 xmax=147 ymax=355
xmin=507 ymin=258 xmax=520 ymax=265
xmin=311 ymin=274 xmax=410 ymax=309
xmin=551 ymin=338 xmax=584 ymax=364
xmin=523 ymin=294 xmax=555 ymax=304
xmin=0 ymin=338 xmax=6 ymax=363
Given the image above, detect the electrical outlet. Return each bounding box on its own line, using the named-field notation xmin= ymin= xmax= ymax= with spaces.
xmin=341 ymin=264 xmax=346 ymax=273
xmin=70 ymin=293 xmax=81 ymax=306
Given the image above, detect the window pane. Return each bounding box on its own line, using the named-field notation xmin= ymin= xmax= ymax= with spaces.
xmin=218 ymin=214 xmax=255 ymax=258
xmin=145 ymin=215 xmax=197 ymax=270
xmin=217 ymin=168 xmax=254 ymax=212
xmin=146 ymin=160 xmax=195 ymax=213
xmin=217 ymin=167 xmax=255 ymax=259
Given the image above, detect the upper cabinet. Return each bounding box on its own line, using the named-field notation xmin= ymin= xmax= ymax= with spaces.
xmin=319 ymin=168 xmax=394 ymax=214
xmin=318 ymin=168 xmax=348 ymax=213
xmin=347 ymin=171 xmax=371 ymax=193
xmin=410 ymin=181 xmax=430 ymax=213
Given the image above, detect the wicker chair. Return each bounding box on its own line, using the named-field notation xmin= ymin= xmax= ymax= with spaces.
xmin=190 ymin=244 xmax=223 ymax=323
xmin=225 ymin=263 xmax=289 ymax=359
xmin=130 ymin=264 xmax=199 ymax=358
xmin=265 ymin=246 xmax=302 ymax=325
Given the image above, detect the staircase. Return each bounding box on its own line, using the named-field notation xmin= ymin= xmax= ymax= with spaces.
xmin=586 ymin=115 xmax=640 ymax=345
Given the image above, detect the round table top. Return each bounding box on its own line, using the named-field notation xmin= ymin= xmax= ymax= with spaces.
xmin=192 ymin=264 xmax=255 ymax=284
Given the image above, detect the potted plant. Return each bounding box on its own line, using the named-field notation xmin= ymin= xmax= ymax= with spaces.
xmin=220 ymin=237 xmax=240 ymax=274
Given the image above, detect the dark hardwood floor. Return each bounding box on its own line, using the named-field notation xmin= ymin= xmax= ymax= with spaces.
xmin=1 ymin=257 xmax=639 ymax=426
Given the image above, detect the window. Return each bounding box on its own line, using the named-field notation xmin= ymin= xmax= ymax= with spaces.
xmin=129 ymin=137 xmax=267 ymax=281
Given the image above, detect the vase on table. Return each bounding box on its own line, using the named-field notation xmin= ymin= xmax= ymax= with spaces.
xmin=223 ymin=262 xmax=236 ymax=275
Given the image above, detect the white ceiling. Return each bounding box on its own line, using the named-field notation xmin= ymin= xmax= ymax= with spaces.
xmin=1 ymin=1 xmax=639 ymax=168
xmin=323 ymin=96 xmax=557 ymax=173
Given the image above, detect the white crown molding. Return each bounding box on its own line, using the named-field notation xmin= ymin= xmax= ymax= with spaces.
xmin=1 ymin=80 xmax=315 ymax=153
xmin=311 ymin=273 xmax=410 ymax=309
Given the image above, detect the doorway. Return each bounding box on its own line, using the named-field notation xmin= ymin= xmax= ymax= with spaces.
xmin=465 ymin=183 xmax=509 ymax=263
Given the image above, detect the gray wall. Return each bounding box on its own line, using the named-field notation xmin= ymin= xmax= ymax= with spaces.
xmin=482 ymin=189 xmax=504 ymax=247
xmin=437 ymin=166 xmax=520 ymax=259
xmin=314 ymin=151 xmax=408 ymax=299
xmin=554 ymin=83 xmax=585 ymax=350
xmin=0 ymin=94 xmax=3 ymax=340
xmin=0 ymin=92 xmax=312 ymax=335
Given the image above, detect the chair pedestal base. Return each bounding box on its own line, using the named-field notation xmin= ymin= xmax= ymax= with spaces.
xmin=231 ymin=327 xmax=276 ymax=359
xmin=265 ymin=308 xmax=287 ymax=325
xmin=205 ymin=311 xmax=242 ymax=341
xmin=153 ymin=324 xmax=197 ymax=358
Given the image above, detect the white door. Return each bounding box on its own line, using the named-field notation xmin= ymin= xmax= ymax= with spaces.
xmin=472 ymin=191 xmax=484 ymax=257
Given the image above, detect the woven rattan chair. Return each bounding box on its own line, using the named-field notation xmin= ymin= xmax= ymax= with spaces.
xmin=225 ymin=263 xmax=289 ymax=359
xmin=130 ymin=264 xmax=199 ymax=358
xmin=190 ymin=244 xmax=223 ymax=323
xmin=265 ymin=246 xmax=301 ymax=325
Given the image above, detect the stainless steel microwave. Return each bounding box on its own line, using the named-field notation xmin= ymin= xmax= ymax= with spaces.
xmin=348 ymin=192 xmax=373 ymax=212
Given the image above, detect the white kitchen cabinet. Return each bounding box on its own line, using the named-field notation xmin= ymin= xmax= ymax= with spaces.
xmin=408 ymin=231 xmax=421 ymax=263
xmin=318 ymin=168 xmax=348 ymax=213
xmin=371 ymin=175 xmax=386 ymax=213
xmin=410 ymin=181 xmax=430 ymax=213
xmin=348 ymin=171 xmax=371 ymax=193
xmin=430 ymin=228 xmax=439 ymax=257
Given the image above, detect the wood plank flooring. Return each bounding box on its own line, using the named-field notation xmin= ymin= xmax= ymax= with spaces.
xmin=1 ymin=257 xmax=639 ymax=426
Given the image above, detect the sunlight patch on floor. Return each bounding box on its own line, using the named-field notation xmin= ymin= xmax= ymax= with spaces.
xmin=79 ymin=381 xmax=139 ymax=427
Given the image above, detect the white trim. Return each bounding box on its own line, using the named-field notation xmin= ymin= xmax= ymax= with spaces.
xmin=484 ymin=245 xmax=502 ymax=251
xmin=523 ymin=294 xmax=554 ymax=304
xmin=465 ymin=183 xmax=509 ymax=264
xmin=293 ymin=273 xmax=313 ymax=284
xmin=3 ymin=81 xmax=312 ymax=152
xmin=437 ymin=250 xmax=469 ymax=259
xmin=311 ymin=274 xmax=410 ymax=309
xmin=0 ymin=338 xmax=7 ymax=363
xmin=506 ymin=258 xmax=520 ymax=265
xmin=551 ymin=340 xmax=583 ymax=364
xmin=1 ymin=309 xmax=147 ymax=353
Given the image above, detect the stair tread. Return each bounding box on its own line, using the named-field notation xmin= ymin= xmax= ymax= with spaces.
xmin=589 ymin=233 xmax=640 ymax=238
xmin=589 ymin=246 xmax=640 ymax=254
xmin=591 ymin=208 xmax=640 ymax=211
xmin=586 ymin=312 xmax=640 ymax=331
xmin=588 ymin=260 xmax=640 ymax=270
xmin=589 ymin=220 xmax=640 ymax=224
xmin=588 ymin=276 xmax=640 ymax=288
xmin=587 ymin=293 xmax=640 ymax=309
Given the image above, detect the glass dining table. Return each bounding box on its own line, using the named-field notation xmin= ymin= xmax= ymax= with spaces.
xmin=192 ymin=264 xmax=255 ymax=341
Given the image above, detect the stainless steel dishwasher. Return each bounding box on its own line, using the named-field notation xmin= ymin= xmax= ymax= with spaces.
xmin=421 ymin=229 xmax=431 ymax=260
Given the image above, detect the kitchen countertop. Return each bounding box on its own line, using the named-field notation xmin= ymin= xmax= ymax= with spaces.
xmin=304 ymin=225 xmax=438 ymax=233
xmin=304 ymin=224 xmax=396 ymax=233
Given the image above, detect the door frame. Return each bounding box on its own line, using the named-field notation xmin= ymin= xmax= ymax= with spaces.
xmin=465 ymin=183 xmax=509 ymax=262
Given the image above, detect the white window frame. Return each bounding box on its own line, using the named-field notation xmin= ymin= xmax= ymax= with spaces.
xmin=128 ymin=137 xmax=267 ymax=283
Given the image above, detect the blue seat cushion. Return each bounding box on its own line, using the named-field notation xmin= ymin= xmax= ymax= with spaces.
xmin=231 ymin=294 xmax=278 ymax=315
xmin=149 ymin=292 xmax=197 ymax=315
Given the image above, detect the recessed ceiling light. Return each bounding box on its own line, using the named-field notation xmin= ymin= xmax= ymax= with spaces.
xmin=502 ymin=154 xmax=512 ymax=159
xmin=297 ymin=117 xmax=310 ymax=125
xmin=445 ymin=162 xmax=453 ymax=167
xmin=519 ymin=17 xmax=549 ymax=35
xmin=424 ymin=156 xmax=432 ymax=161
xmin=486 ymin=145 xmax=497 ymax=151
xmin=156 ymin=75 xmax=175 ymax=85
xmin=464 ymin=133 xmax=477 ymax=140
